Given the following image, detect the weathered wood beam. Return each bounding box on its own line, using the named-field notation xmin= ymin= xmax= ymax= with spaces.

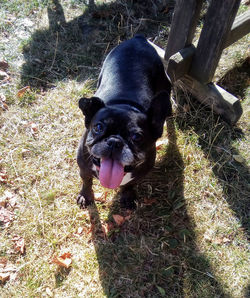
xmin=178 ymin=75 xmax=243 ymax=125
xmin=164 ymin=10 xmax=250 ymax=83
xmin=164 ymin=0 xmax=203 ymax=61
xmin=166 ymin=45 xmax=195 ymax=82
xmin=225 ymin=10 xmax=250 ymax=48
xmin=160 ymin=10 xmax=250 ymax=83
xmin=189 ymin=0 xmax=241 ymax=84
xmin=148 ymin=41 xmax=243 ymax=125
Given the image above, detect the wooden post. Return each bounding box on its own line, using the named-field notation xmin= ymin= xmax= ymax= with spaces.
xmin=166 ymin=45 xmax=195 ymax=82
xmin=151 ymin=1 xmax=247 ymax=124
xmin=162 ymin=10 xmax=250 ymax=83
xmin=190 ymin=0 xmax=241 ymax=84
xmin=164 ymin=0 xmax=203 ymax=61
xmin=225 ymin=10 xmax=250 ymax=48
xmin=148 ymin=41 xmax=243 ymax=124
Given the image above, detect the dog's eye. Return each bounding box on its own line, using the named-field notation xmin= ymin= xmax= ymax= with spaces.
xmin=93 ymin=122 xmax=104 ymax=134
xmin=131 ymin=133 xmax=143 ymax=143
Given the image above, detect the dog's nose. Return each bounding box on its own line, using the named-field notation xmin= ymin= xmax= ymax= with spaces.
xmin=107 ymin=137 xmax=123 ymax=149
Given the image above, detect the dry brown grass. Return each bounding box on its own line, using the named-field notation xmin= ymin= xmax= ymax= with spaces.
xmin=0 ymin=1 xmax=249 ymax=297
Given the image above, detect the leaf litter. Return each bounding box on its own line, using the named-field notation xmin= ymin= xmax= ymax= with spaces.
xmin=51 ymin=252 xmax=72 ymax=268
xmin=0 ymin=258 xmax=17 ymax=283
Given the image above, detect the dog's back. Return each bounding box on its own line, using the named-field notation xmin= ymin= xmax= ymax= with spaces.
xmin=95 ymin=35 xmax=171 ymax=110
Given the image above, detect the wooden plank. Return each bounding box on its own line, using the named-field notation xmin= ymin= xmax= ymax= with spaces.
xmin=149 ymin=41 xmax=196 ymax=83
xmin=164 ymin=0 xmax=203 ymax=61
xmin=152 ymin=9 xmax=250 ymax=83
xmin=149 ymin=41 xmax=242 ymax=124
xmin=167 ymin=45 xmax=195 ymax=82
xmin=190 ymin=0 xmax=241 ymax=84
xmin=178 ymin=75 xmax=243 ymax=124
xmin=225 ymin=10 xmax=250 ymax=48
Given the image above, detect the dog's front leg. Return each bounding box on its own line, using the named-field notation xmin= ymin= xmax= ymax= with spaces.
xmin=120 ymin=184 xmax=137 ymax=209
xmin=77 ymin=174 xmax=94 ymax=208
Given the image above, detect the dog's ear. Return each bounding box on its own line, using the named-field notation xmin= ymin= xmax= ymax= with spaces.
xmin=79 ymin=97 xmax=105 ymax=128
xmin=148 ymin=91 xmax=172 ymax=140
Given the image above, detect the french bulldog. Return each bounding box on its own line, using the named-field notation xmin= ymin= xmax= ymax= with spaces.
xmin=77 ymin=35 xmax=171 ymax=209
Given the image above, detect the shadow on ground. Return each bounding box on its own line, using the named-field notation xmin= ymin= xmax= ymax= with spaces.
xmin=21 ymin=0 xmax=173 ymax=89
xmin=218 ymin=57 xmax=250 ymax=99
xmin=88 ymin=119 xmax=225 ymax=297
xmin=86 ymin=62 xmax=249 ymax=296
xmin=177 ymin=110 xmax=249 ymax=235
xmin=176 ymin=60 xmax=250 ymax=238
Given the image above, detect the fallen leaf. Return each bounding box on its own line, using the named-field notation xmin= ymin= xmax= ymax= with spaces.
xmin=0 ymin=70 xmax=9 ymax=81
xmin=12 ymin=235 xmax=26 ymax=255
xmin=213 ymin=238 xmax=223 ymax=245
xmin=95 ymin=192 xmax=106 ymax=202
xmin=0 ymin=197 xmax=6 ymax=207
xmin=125 ymin=209 xmax=133 ymax=216
xmin=204 ymin=234 xmax=212 ymax=242
xmin=124 ymin=215 xmax=131 ymax=221
xmin=52 ymin=252 xmax=72 ymax=268
xmin=0 ymin=257 xmax=8 ymax=268
xmin=17 ymin=86 xmax=30 ymax=98
xmin=101 ymin=222 xmax=115 ymax=236
xmin=0 ymin=206 xmax=14 ymax=227
xmin=45 ymin=288 xmax=53 ymax=297
xmin=74 ymin=226 xmax=89 ymax=238
xmin=113 ymin=214 xmax=125 ymax=226
xmin=61 ymin=252 xmax=72 ymax=259
xmin=0 ymin=93 xmax=8 ymax=111
xmin=92 ymin=9 xmax=113 ymax=19
xmin=214 ymin=237 xmax=232 ymax=245
xmin=0 ymin=260 xmax=17 ymax=283
xmin=34 ymin=58 xmax=42 ymax=64
xmin=0 ymin=60 xmax=9 ymax=71
xmin=233 ymin=155 xmax=244 ymax=163
xmin=29 ymin=122 xmax=38 ymax=134
xmin=156 ymin=285 xmax=166 ymax=296
xmin=222 ymin=237 xmax=231 ymax=244
xmin=95 ymin=192 xmax=103 ymax=199
xmin=183 ymin=103 xmax=190 ymax=113
xmin=162 ymin=6 xmax=170 ymax=14
xmin=156 ymin=138 xmax=169 ymax=150
xmin=1 ymin=190 xmax=19 ymax=208
xmin=0 ymin=272 xmax=10 ymax=283
xmin=87 ymin=223 xmax=95 ymax=234
xmin=21 ymin=148 xmax=31 ymax=158
xmin=143 ymin=198 xmax=157 ymax=206
xmin=2 ymin=264 xmax=17 ymax=273
xmin=76 ymin=226 xmax=84 ymax=234
xmin=215 ymin=146 xmax=223 ymax=153
xmin=0 ymin=171 xmax=8 ymax=184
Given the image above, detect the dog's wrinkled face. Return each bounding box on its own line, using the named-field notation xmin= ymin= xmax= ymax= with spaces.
xmin=79 ymin=93 xmax=171 ymax=189
xmin=85 ymin=105 xmax=153 ymax=189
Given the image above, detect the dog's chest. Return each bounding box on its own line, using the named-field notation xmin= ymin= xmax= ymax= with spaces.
xmin=120 ymin=172 xmax=134 ymax=186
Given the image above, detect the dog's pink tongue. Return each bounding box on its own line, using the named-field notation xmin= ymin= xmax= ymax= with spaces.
xmin=99 ymin=158 xmax=124 ymax=189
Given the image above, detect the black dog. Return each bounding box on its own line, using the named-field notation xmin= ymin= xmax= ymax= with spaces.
xmin=77 ymin=35 xmax=171 ymax=209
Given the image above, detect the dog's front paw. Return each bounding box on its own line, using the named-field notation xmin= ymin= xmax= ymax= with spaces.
xmin=77 ymin=193 xmax=93 ymax=209
xmin=120 ymin=187 xmax=137 ymax=210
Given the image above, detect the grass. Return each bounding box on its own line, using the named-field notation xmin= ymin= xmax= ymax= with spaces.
xmin=0 ymin=0 xmax=249 ymax=297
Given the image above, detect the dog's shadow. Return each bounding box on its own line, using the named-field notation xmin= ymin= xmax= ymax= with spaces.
xmin=87 ymin=118 xmax=225 ymax=297
xmin=175 ymin=58 xmax=249 ymax=238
